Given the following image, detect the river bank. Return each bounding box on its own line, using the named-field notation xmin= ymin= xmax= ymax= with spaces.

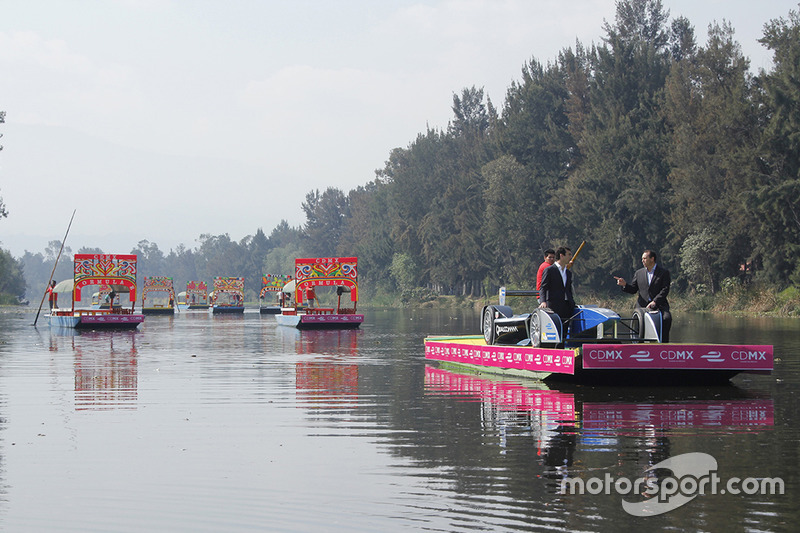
xmin=367 ymin=282 xmax=800 ymax=318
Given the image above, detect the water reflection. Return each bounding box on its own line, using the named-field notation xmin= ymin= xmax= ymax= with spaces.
xmin=49 ymin=328 xmax=139 ymax=410
xmin=0 ymin=308 xmax=794 ymax=532
xmin=293 ymin=329 xmax=361 ymax=408
xmin=423 ymin=364 xmax=774 ymax=495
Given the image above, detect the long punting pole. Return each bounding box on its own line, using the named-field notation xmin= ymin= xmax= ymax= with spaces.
xmin=33 ymin=209 xmax=76 ymax=326
xmin=568 ymin=240 xmax=586 ymax=270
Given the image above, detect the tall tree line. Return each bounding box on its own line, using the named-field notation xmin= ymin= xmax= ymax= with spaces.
xmin=317 ymin=0 xmax=800 ymax=298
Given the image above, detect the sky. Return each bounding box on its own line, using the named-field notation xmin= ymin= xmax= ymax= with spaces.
xmin=0 ymin=0 xmax=796 ymax=258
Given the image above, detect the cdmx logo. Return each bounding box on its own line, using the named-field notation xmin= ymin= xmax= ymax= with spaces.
xmin=559 ymin=452 xmax=784 ymax=516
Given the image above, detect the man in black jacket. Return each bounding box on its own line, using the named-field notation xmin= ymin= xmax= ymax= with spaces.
xmin=539 ymin=246 xmax=576 ymax=329
xmin=614 ymin=249 xmax=672 ymax=342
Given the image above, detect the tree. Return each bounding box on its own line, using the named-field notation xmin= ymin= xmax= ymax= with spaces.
xmin=557 ymin=0 xmax=673 ymax=287
xmin=131 ymin=239 xmax=166 ymax=280
xmin=664 ymin=20 xmax=757 ymax=292
xmin=752 ymin=7 xmax=800 ymax=283
xmin=0 ymin=248 xmax=26 ymax=302
xmin=302 ymin=187 xmax=350 ymax=257
xmin=338 ymin=181 xmax=394 ymax=288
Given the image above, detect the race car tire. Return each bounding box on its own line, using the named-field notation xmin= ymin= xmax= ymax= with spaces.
xmin=482 ymin=306 xmax=496 ymax=345
xmin=632 ymin=308 xmax=646 ymax=339
xmin=529 ymin=312 xmax=541 ymax=347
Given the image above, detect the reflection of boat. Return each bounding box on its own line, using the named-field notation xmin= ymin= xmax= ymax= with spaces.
xmin=425 ymin=288 xmax=773 ymax=385
xmin=141 ymin=276 xmax=176 ymax=315
xmin=424 ymin=365 xmax=774 ymax=489
xmin=72 ymin=330 xmax=139 ymax=410
xmin=276 ymin=257 xmax=364 ymax=329
xmin=294 ymin=329 xmax=360 ymax=407
xmin=296 ymin=361 xmax=359 ymax=407
xmin=425 ymin=365 xmax=773 ymax=436
xmin=260 ymin=273 xmax=290 ymax=314
xmin=48 ymin=254 xmax=144 ymax=329
xmin=211 ymin=276 xmax=244 ymax=314
xmin=185 ymin=281 xmax=209 ymax=309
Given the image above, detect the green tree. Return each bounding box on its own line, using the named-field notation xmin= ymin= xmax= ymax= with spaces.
xmin=131 ymin=239 xmax=166 ymax=280
xmin=302 ymin=187 xmax=350 ymax=257
xmin=558 ymin=0 xmax=673 ymax=287
xmin=753 ymin=7 xmax=800 ymax=283
xmin=389 ymin=252 xmax=418 ymax=293
xmin=491 ymin=58 xmax=577 ymax=286
xmin=0 ymin=248 xmax=26 ymax=302
xmin=664 ymin=20 xmax=757 ymax=292
xmin=197 ymin=234 xmax=246 ymax=279
xmin=338 ymin=181 xmax=394 ymax=288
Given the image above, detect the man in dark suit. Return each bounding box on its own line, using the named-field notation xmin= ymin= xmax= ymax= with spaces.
xmin=539 ymin=246 xmax=576 ymax=328
xmin=614 ymin=249 xmax=672 ymax=342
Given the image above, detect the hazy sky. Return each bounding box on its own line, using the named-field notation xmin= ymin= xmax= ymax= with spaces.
xmin=1 ymin=0 xmax=795 ymax=257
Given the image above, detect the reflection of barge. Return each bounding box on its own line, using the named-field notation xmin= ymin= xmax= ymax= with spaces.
xmin=424 ymin=365 xmax=774 ymax=431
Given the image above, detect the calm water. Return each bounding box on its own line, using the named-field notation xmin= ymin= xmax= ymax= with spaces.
xmin=0 ymin=307 xmax=797 ymax=532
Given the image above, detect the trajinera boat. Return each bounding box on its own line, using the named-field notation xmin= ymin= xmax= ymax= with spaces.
xmin=185 ymin=281 xmax=209 ymax=309
xmin=48 ymin=253 xmax=144 ymax=329
xmin=275 ymin=257 xmax=363 ymax=329
xmin=141 ymin=276 xmax=176 ymax=315
xmin=211 ymin=276 xmax=245 ymax=314
xmin=260 ymin=274 xmax=291 ymax=314
xmin=425 ymin=287 xmax=773 ymax=385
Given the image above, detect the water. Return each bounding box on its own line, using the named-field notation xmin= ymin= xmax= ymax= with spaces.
xmin=0 ymin=307 xmax=797 ymax=532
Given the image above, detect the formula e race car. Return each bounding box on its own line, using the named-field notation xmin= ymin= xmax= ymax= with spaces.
xmin=481 ymin=287 xmax=664 ymax=348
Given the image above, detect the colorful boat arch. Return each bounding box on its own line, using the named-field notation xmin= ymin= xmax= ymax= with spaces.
xmin=142 ymin=276 xmax=175 ymax=300
xmin=260 ymin=274 xmax=291 ymax=298
xmin=186 ymin=281 xmax=208 ymax=305
xmin=294 ymin=257 xmax=358 ymax=305
xmin=73 ymin=254 xmax=138 ymax=302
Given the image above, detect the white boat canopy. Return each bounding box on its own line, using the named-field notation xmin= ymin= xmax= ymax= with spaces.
xmin=52 ymin=279 xmax=74 ymax=293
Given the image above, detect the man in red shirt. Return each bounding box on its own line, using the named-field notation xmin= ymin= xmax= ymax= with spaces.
xmin=536 ymin=249 xmax=555 ymax=290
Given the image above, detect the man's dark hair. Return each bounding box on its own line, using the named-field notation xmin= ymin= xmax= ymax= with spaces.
xmin=644 ymin=249 xmax=657 ymax=262
xmin=544 ymin=248 xmax=555 ymax=257
xmin=556 ymin=246 xmax=571 ymax=259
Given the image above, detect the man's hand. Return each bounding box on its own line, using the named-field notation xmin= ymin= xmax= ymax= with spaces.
xmin=613 ymin=276 xmax=627 ymax=287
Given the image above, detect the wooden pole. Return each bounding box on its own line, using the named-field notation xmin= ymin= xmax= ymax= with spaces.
xmin=33 ymin=209 xmax=76 ymax=326
xmin=567 ymin=241 xmax=586 ymax=270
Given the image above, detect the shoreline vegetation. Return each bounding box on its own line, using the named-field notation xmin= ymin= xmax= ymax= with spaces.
xmin=366 ymin=283 xmax=800 ymax=318
xmin=4 ymin=283 xmax=799 ymax=318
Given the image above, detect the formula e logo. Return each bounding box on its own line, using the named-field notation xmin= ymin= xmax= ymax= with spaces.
xmin=630 ymin=350 xmax=653 ymax=362
xmin=495 ymin=325 xmax=519 ymax=334
xmin=700 ymin=351 xmax=724 ymax=363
